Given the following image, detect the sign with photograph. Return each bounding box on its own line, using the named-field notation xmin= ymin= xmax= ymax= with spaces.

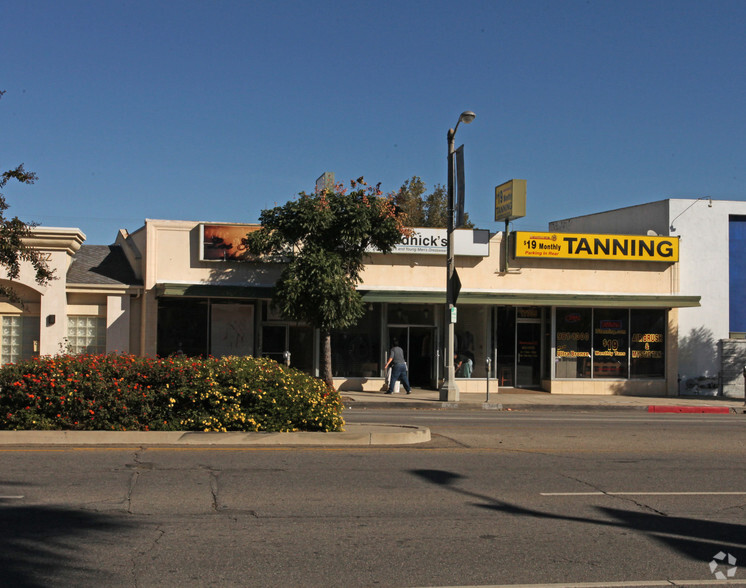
xmin=200 ymin=224 xmax=261 ymax=261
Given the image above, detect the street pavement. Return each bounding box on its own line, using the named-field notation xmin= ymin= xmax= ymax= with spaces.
xmin=0 ymin=388 xmax=742 ymax=447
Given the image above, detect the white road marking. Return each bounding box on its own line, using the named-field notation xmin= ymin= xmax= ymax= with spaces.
xmin=541 ymin=491 xmax=746 ymax=496
xmin=0 ymin=495 xmax=24 ymax=499
xmin=431 ymin=580 xmax=746 ymax=587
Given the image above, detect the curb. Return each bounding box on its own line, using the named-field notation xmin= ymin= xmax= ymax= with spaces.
xmin=344 ymin=401 xmax=650 ymax=411
xmin=344 ymin=401 xmax=743 ymax=413
xmin=0 ymin=423 xmax=431 ymax=447
xmin=647 ymin=405 xmax=734 ymax=414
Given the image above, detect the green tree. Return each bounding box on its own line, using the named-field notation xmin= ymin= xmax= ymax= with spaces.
xmin=0 ymin=91 xmax=54 ymax=300
xmin=393 ymin=176 xmax=427 ymax=226
xmin=395 ymin=175 xmax=473 ymax=228
xmin=245 ymin=178 xmax=411 ymax=388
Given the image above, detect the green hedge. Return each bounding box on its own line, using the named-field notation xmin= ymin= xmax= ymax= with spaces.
xmin=0 ymin=354 xmax=344 ymax=432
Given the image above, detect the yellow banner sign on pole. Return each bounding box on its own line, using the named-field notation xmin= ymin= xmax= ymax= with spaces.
xmin=494 ymin=179 xmax=527 ymax=222
xmin=515 ymin=231 xmax=679 ymax=262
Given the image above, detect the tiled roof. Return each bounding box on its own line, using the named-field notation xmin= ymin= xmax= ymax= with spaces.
xmin=67 ymin=245 xmax=141 ymax=286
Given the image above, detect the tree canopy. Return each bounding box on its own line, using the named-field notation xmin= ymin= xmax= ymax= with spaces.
xmin=393 ymin=175 xmax=474 ymax=228
xmin=244 ymin=178 xmax=411 ymax=387
xmin=0 ymin=91 xmax=54 ymax=300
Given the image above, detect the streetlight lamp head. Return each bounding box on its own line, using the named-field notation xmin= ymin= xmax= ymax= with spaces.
xmin=459 ymin=111 xmax=476 ymax=124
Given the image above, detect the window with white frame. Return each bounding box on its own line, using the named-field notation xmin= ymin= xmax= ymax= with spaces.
xmin=66 ymin=316 xmax=106 ymax=354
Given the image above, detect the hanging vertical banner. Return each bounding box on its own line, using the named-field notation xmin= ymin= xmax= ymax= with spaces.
xmin=455 ymin=145 xmax=466 ymax=227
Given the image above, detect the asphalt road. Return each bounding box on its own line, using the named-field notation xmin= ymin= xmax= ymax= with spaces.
xmin=1 ymin=410 xmax=745 ymax=587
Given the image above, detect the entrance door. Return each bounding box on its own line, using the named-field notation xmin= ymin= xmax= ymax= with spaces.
xmin=516 ymin=322 xmax=541 ymax=387
xmin=386 ymin=325 xmax=436 ymax=388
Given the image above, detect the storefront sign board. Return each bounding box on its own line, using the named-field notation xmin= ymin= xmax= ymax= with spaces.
xmin=495 ymin=179 xmax=527 ymax=222
xmin=515 ymin=231 xmax=679 ymax=262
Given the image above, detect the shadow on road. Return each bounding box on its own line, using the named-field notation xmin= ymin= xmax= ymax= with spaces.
xmin=411 ymin=468 xmax=745 ymax=564
xmin=0 ymin=501 xmax=137 ymax=587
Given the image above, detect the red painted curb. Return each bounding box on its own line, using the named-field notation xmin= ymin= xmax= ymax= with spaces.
xmin=647 ymin=406 xmax=731 ymax=414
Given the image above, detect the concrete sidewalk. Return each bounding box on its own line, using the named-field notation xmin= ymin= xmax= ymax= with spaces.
xmin=341 ymin=387 xmax=746 ymax=413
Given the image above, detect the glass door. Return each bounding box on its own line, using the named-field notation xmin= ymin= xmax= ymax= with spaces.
xmin=516 ymin=322 xmax=541 ymax=387
xmin=385 ymin=325 xmax=437 ymax=389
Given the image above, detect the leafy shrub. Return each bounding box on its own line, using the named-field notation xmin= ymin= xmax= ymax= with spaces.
xmin=0 ymin=354 xmax=344 ymax=432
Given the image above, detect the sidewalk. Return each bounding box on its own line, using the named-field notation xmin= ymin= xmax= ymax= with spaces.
xmin=341 ymin=387 xmax=746 ymax=414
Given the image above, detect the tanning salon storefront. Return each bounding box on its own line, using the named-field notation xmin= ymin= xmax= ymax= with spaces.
xmin=113 ymin=219 xmax=697 ymax=397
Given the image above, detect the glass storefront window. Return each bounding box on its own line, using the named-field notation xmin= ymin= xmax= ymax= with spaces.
xmin=331 ymin=305 xmax=381 ymax=377
xmin=555 ymin=308 xmax=592 ymax=378
xmin=593 ymin=309 xmax=628 ymax=378
xmin=455 ymin=306 xmax=488 ymax=378
xmin=387 ymin=304 xmax=432 ymax=326
xmin=496 ymin=307 xmax=516 ymax=385
xmin=554 ymin=308 xmax=666 ymax=380
xmin=630 ymin=309 xmax=666 ymax=378
xmin=157 ymin=298 xmax=209 ymax=357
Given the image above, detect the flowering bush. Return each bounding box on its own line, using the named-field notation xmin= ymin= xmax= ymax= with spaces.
xmin=0 ymin=354 xmax=344 ymax=432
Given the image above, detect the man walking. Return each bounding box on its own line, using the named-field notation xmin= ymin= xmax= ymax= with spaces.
xmin=384 ymin=338 xmax=412 ymax=395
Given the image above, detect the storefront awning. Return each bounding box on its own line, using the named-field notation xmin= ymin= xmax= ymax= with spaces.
xmin=156 ymin=283 xmax=274 ymax=299
xmin=156 ymin=283 xmax=699 ymax=309
xmin=360 ymin=290 xmax=700 ymax=308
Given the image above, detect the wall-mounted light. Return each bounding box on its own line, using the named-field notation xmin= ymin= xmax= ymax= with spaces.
xmin=46 ymin=314 xmax=56 ymax=326
xmin=670 ymin=196 xmax=713 ymax=232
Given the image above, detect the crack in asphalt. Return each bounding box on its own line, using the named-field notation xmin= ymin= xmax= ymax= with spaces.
xmin=562 ymin=474 xmax=669 ymax=516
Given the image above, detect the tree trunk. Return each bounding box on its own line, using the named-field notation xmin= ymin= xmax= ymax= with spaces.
xmin=322 ymin=329 xmax=334 ymax=389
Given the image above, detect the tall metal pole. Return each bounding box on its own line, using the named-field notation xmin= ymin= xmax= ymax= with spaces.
xmin=440 ymin=126 xmax=459 ymax=402
xmin=439 ymin=111 xmax=475 ymax=402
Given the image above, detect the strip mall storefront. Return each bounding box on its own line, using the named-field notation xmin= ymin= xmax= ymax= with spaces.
xmin=123 ymin=220 xmax=697 ymax=396
xmin=0 ymin=221 xmax=698 ymax=396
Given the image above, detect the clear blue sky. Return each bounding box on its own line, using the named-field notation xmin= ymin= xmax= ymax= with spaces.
xmin=2 ymin=0 xmax=745 ymax=245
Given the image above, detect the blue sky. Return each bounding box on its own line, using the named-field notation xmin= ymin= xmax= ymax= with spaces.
xmin=2 ymin=0 xmax=745 ymax=245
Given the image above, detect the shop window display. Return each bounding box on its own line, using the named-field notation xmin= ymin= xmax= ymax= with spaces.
xmin=630 ymin=309 xmax=666 ymax=378
xmin=593 ymin=309 xmax=628 ymax=378
xmin=555 ymin=308 xmax=592 ymax=378
xmin=554 ymin=308 xmax=666 ymax=380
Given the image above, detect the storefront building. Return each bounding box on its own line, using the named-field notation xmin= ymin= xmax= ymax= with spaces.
xmin=550 ymin=198 xmax=746 ymax=397
xmin=1 ymin=219 xmax=699 ymax=396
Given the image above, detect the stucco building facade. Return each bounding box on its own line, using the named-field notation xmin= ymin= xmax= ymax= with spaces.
xmin=0 ymin=218 xmax=700 ymax=397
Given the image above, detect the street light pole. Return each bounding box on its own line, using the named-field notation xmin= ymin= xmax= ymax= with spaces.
xmin=440 ymin=110 xmax=475 ymax=402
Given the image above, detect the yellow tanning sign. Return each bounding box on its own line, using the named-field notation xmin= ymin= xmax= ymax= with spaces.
xmin=515 ymin=231 xmax=679 ymax=262
xmin=495 ymin=179 xmax=526 ymax=222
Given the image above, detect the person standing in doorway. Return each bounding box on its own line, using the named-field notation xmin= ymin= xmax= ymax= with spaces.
xmin=384 ymin=338 xmax=412 ymax=394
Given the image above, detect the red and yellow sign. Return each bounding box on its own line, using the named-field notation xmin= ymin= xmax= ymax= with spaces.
xmin=515 ymin=231 xmax=679 ymax=262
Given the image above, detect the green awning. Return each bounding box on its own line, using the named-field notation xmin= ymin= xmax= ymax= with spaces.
xmin=360 ymin=290 xmax=700 ymax=308
xmin=156 ymin=282 xmax=700 ymax=309
xmin=156 ymin=283 xmax=274 ymax=299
